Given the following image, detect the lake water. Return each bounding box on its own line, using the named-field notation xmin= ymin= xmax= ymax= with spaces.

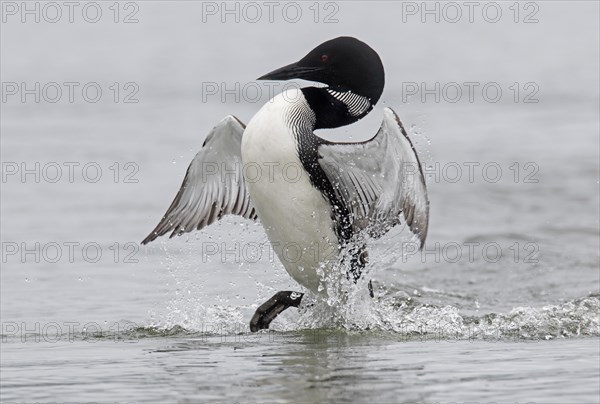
xmin=1 ymin=1 xmax=599 ymax=403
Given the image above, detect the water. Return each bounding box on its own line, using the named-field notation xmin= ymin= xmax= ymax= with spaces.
xmin=1 ymin=2 xmax=599 ymax=403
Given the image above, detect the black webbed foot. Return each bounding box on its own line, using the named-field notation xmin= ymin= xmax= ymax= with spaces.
xmin=250 ymin=291 xmax=304 ymax=332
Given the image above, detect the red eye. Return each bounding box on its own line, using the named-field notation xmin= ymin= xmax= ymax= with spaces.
xmin=321 ymin=54 xmax=329 ymax=62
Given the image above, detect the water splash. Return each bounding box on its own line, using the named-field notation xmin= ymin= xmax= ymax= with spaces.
xmin=132 ymin=293 xmax=600 ymax=342
xmin=269 ymin=292 xmax=600 ymax=341
xmin=146 ymin=222 xmax=598 ymax=341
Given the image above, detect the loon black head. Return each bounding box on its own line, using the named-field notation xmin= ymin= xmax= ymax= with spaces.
xmin=258 ymin=37 xmax=385 ymax=129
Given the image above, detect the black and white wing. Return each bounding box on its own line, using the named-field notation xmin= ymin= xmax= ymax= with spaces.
xmin=318 ymin=107 xmax=429 ymax=246
xmin=142 ymin=116 xmax=257 ymax=245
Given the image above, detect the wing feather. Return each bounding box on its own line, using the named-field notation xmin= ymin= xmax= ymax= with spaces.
xmin=318 ymin=107 xmax=429 ymax=246
xmin=142 ymin=116 xmax=257 ymax=245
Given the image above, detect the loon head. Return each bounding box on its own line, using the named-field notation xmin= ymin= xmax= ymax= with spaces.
xmin=258 ymin=37 xmax=385 ymax=128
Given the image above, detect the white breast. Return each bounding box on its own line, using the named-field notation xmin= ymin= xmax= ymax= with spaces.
xmin=241 ymin=88 xmax=339 ymax=293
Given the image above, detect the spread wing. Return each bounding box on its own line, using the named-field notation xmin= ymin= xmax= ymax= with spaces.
xmin=318 ymin=107 xmax=429 ymax=246
xmin=142 ymin=115 xmax=257 ymax=245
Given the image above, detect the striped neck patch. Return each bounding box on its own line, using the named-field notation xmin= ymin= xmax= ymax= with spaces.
xmin=326 ymin=89 xmax=372 ymax=117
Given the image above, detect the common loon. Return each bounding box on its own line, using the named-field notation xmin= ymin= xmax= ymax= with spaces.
xmin=142 ymin=37 xmax=429 ymax=332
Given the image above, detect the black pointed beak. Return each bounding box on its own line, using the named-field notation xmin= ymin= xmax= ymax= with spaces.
xmin=257 ymin=62 xmax=324 ymax=81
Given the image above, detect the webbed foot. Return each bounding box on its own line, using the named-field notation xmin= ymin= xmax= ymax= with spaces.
xmin=250 ymin=291 xmax=304 ymax=332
